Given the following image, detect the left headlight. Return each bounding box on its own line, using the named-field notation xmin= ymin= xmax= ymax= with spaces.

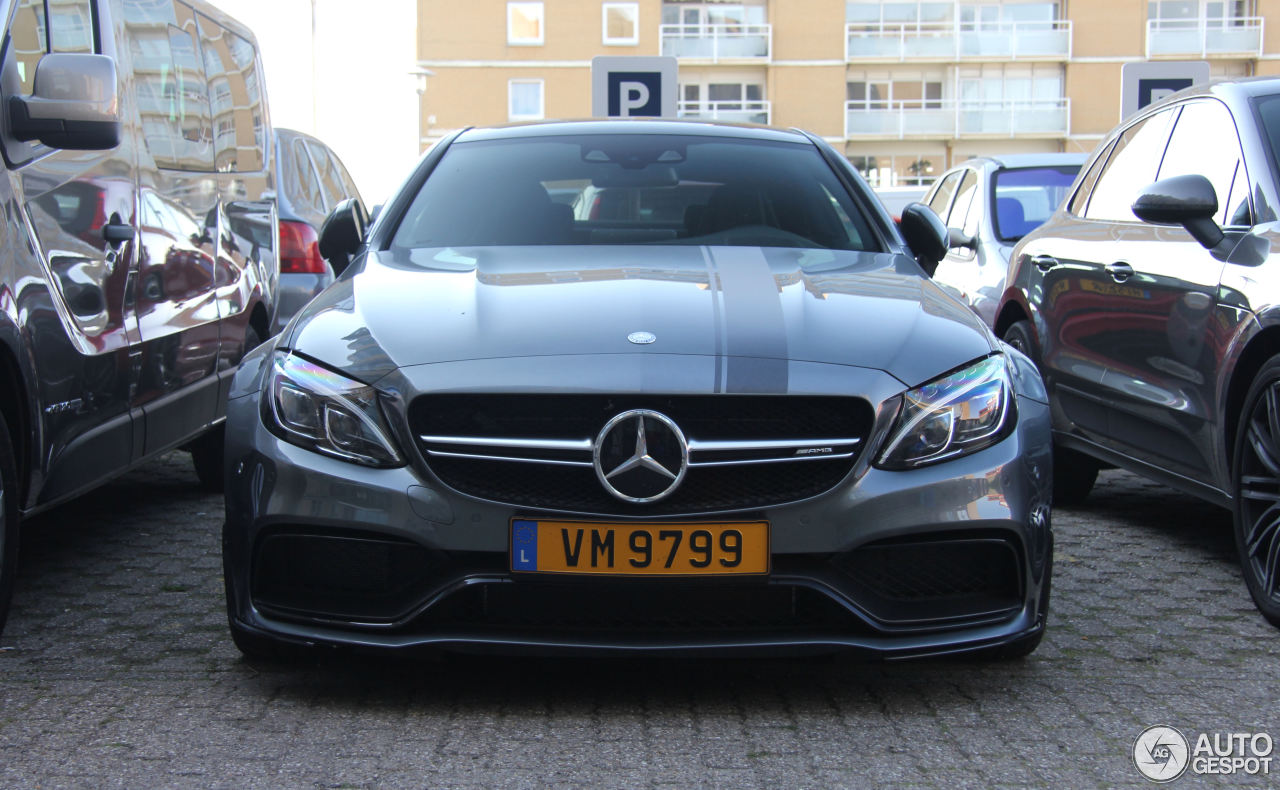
xmin=265 ymin=352 xmax=404 ymax=467
xmin=877 ymin=355 xmax=1013 ymax=470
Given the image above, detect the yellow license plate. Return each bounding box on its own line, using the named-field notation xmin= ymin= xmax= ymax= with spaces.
xmin=510 ymin=519 xmax=769 ymax=576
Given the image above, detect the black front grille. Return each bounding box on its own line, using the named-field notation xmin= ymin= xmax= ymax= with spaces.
xmin=832 ymin=535 xmax=1024 ymax=625
xmin=413 ymin=394 xmax=867 ymax=441
xmin=409 ymin=394 xmax=874 ymax=515
xmin=416 ymin=581 xmax=863 ymax=635
xmin=252 ymin=530 xmax=443 ymax=622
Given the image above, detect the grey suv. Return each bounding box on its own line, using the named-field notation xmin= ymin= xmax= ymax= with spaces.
xmin=0 ymin=0 xmax=278 ymax=635
xmin=997 ymin=78 xmax=1280 ymax=627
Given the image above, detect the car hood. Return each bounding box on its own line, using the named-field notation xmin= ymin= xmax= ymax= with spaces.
xmin=286 ymin=245 xmax=995 ymax=388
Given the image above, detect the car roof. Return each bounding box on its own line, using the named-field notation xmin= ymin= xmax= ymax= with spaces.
xmin=954 ymin=153 xmax=1088 ymax=171
xmin=1145 ymin=75 xmax=1280 ymax=110
xmin=455 ymin=119 xmax=813 ymax=145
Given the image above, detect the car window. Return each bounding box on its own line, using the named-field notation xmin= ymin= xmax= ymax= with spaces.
xmin=1162 ymin=99 xmax=1249 ymax=225
xmin=948 ymin=170 xmax=979 ymax=228
xmin=7 ymin=0 xmax=99 ymax=95
xmin=1158 ymin=100 xmax=1247 ymax=227
xmin=197 ymin=15 xmax=266 ymax=173
xmin=327 ymin=146 xmax=363 ymax=204
xmin=308 ymin=141 xmax=350 ymax=210
xmin=393 ymin=135 xmax=879 ymax=251
xmin=994 ymin=165 xmax=1081 ymax=241
xmin=1067 ymin=141 xmax=1114 ymax=217
xmin=123 ymin=1 xmax=214 ymax=171
xmin=1083 ymin=108 xmax=1176 ymax=222
xmin=286 ymin=138 xmax=325 ymax=216
xmin=926 ymin=171 xmax=961 ymax=218
xmin=1256 ymin=94 xmax=1280 ymax=189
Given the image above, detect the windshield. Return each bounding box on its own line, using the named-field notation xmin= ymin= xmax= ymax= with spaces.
xmin=992 ymin=165 xmax=1081 ymax=242
xmin=1254 ymin=94 xmax=1280 ymax=184
xmin=391 ymin=134 xmax=878 ymax=252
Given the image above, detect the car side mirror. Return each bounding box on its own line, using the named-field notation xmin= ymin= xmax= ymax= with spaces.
xmin=1131 ymin=174 xmax=1224 ymax=250
xmin=9 ymin=54 xmax=120 ymax=150
xmin=948 ymin=227 xmax=976 ymax=250
xmin=318 ymin=197 xmax=368 ymax=276
xmin=899 ymin=202 xmax=949 ymax=276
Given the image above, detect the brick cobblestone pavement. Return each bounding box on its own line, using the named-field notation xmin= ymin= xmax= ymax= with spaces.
xmin=0 ymin=453 xmax=1277 ymax=788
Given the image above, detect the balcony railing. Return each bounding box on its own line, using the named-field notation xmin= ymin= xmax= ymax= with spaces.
xmin=845 ymin=98 xmax=1071 ymax=139
xmin=678 ymin=100 xmax=771 ymax=125
xmin=661 ymin=23 xmax=772 ymax=62
xmin=845 ymin=20 xmax=1072 ymax=61
xmin=1146 ymin=17 xmax=1263 ymax=58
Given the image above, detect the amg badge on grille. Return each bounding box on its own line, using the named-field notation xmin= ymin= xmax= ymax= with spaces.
xmin=593 ymin=410 xmax=688 ymax=503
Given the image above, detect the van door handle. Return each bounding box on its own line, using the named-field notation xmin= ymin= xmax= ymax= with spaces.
xmin=102 ymin=212 xmax=135 ymax=247
xmin=1106 ymin=261 xmax=1134 ymax=283
xmin=1031 ymin=254 xmax=1058 ymax=272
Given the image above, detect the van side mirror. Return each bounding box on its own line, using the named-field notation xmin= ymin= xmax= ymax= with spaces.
xmin=9 ymin=54 xmax=120 ymax=150
xmin=898 ymin=202 xmax=949 ymax=276
xmin=318 ymin=198 xmax=368 ymax=276
xmin=1131 ymin=174 xmax=1224 ymax=250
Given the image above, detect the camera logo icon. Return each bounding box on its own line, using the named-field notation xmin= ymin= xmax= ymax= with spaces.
xmin=1134 ymin=725 xmax=1190 ymax=782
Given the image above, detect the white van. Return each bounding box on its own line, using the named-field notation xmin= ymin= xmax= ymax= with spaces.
xmin=0 ymin=0 xmax=278 ymax=635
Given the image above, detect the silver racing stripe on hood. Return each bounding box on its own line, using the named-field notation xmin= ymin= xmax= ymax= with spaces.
xmin=705 ymin=246 xmax=789 ymax=394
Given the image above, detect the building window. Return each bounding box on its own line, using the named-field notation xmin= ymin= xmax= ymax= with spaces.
xmin=508 ymin=2 xmax=544 ymax=45
xmin=851 ymin=154 xmax=938 ymax=188
xmin=603 ymin=3 xmax=639 ymax=45
xmin=509 ymin=79 xmax=544 ymax=120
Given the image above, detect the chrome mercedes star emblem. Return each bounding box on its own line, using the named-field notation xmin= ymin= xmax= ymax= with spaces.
xmin=627 ymin=331 xmax=657 ymax=345
xmin=593 ymin=409 xmax=688 ymax=503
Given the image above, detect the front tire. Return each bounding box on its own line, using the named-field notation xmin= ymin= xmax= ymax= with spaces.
xmin=1231 ymin=357 xmax=1280 ymax=627
xmin=1001 ymin=319 xmax=1098 ymax=505
xmin=0 ymin=415 xmax=18 ymax=638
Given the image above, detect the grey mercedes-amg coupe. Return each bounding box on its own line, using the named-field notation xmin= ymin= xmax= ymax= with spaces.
xmin=221 ymin=120 xmax=1054 ymax=661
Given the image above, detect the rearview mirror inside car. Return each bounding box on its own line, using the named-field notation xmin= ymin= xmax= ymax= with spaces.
xmin=899 ymin=202 xmax=949 ymax=276
xmin=318 ymin=198 xmax=369 ymax=276
xmin=9 ymin=54 xmax=120 ymax=150
xmin=1131 ymin=174 xmax=1224 ymax=250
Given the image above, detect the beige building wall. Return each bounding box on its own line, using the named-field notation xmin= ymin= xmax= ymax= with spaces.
xmin=771 ymin=65 xmax=845 ymax=138
xmin=419 ymin=0 xmax=1280 ymax=180
xmin=1069 ymin=0 xmax=1143 ymax=59
xmin=1066 ymin=62 xmax=1125 ymax=141
xmin=770 ymin=0 xmax=846 ymax=62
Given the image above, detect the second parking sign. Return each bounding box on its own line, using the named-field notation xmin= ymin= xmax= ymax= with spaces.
xmin=591 ymin=56 xmax=677 ymax=118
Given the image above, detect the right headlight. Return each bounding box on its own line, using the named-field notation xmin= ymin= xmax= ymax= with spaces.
xmin=265 ymin=352 xmax=404 ymax=467
xmin=876 ymin=355 xmax=1014 ymax=469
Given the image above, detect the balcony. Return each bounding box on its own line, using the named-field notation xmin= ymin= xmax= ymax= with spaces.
xmin=678 ymin=100 xmax=771 ymax=125
xmin=845 ymin=98 xmax=1070 ymax=139
xmin=1146 ymin=17 xmax=1263 ymax=58
xmin=845 ymin=20 xmax=1072 ymax=61
xmin=661 ymin=23 xmax=771 ymax=62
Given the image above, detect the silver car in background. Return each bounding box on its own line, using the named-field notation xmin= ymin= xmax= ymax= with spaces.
xmin=926 ymin=154 xmax=1085 ymax=326
xmin=221 ymin=121 xmax=1054 ymax=662
xmin=272 ymin=128 xmax=364 ymax=334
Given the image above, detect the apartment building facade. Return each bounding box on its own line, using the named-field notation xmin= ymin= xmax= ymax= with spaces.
xmin=417 ymin=0 xmax=1280 ymax=187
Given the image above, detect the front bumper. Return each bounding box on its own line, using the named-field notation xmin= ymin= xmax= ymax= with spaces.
xmin=223 ymin=356 xmax=1054 ymax=660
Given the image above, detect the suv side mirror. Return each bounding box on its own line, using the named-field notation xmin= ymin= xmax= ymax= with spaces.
xmin=948 ymin=227 xmax=976 ymax=250
xmin=899 ymin=202 xmax=949 ymax=276
xmin=1131 ymin=174 xmax=1224 ymax=250
xmin=9 ymin=54 xmax=120 ymax=150
xmin=318 ymin=198 xmax=368 ymax=276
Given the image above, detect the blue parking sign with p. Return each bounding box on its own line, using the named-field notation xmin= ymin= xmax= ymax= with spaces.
xmin=592 ymin=56 xmax=678 ymax=118
xmin=608 ymin=72 xmax=662 ymax=117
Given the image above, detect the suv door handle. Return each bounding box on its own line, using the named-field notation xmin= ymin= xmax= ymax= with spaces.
xmin=102 ymin=212 xmax=135 ymax=247
xmin=1106 ymin=261 xmax=1134 ymax=283
xmin=1031 ymin=254 xmax=1058 ymax=272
